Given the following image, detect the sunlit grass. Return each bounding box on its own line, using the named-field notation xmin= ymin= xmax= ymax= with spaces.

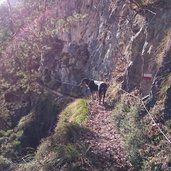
xmin=112 ymin=94 xmax=144 ymax=170
xmin=32 ymin=99 xmax=95 ymax=171
xmin=56 ymin=99 xmax=89 ymax=131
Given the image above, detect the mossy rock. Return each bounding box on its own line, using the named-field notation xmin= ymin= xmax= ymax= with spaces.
xmin=56 ymin=99 xmax=89 ymax=131
xmin=55 ymin=99 xmax=89 ymax=144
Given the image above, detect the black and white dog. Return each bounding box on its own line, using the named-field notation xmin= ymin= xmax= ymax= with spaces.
xmin=80 ymin=78 xmax=108 ymax=104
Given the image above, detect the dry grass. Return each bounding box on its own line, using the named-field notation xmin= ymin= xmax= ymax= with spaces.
xmin=155 ymin=29 xmax=171 ymax=66
xmin=159 ymin=74 xmax=171 ymax=98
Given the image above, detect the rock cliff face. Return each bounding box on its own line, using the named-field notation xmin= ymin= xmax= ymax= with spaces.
xmin=41 ymin=0 xmax=171 ymax=98
xmin=1 ymin=0 xmax=171 ymax=170
xmin=41 ymin=0 xmax=124 ymax=95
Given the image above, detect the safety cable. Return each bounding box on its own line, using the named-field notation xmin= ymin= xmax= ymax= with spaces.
xmin=119 ymin=88 xmax=171 ymax=144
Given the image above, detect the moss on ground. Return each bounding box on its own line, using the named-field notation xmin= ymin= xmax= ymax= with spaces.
xmin=56 ymin=98 xmax=89 ymax=129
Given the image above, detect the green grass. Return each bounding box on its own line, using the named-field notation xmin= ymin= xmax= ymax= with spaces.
xmin=32 ymin=99 xmax=95 ymax=171
xmin=0 ymin=129 xmax=23 ymax=165
xmin=61 ymin=99 xmax=89 ymax=122
xmin=56 ymin=99 xmax=89 ymax=135
xmin=36 ymin=98 xmax=90 ymax=158
xmin=112 ymin=94 xmax=144 ymax=170
xmin=159 ymin=74 xmax=171 ymax=98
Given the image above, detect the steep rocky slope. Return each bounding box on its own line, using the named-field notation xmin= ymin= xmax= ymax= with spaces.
xmin=40 ymin=0 xmax=171 ymax=96
xmin=0 ymin=0 xmax=171 ymax=170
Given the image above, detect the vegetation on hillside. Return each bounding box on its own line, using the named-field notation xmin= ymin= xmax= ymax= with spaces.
xmin=15 ymin=99 xmax=95 ymax=171
xmin=112 ymin=93 xmax=144 ymax=169
xmin=112 ymin=86 xmax=171 ymax=170
xmin=0 ymin=0 xmax=171 ymax=170
xmin=0 ymin=0 xmax=87 ymax=129
xmin=0 ymin=0 xmax=88 ymax=169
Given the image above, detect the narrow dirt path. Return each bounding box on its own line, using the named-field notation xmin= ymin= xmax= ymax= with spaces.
xmin=80 ymin=101 xmax=131 ymax=171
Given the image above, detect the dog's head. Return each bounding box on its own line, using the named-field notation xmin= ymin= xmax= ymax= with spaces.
xmin=79 ymin=78 xmax=90 ymax=87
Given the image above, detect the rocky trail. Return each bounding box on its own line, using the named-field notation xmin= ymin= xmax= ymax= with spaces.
xmin=80 ymin=101 xmax=131 ymax=171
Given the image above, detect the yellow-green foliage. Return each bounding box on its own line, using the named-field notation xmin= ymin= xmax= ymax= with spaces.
xmin=113 ymin=94 xmax=144 ymax=169
xmin=156 ymin=29 xmax=171 ymax=66
xmin=160 ymin=74 xmax=171 ymax=98
xmin=35 ymin=142 xmax=95 ymax=171
xmin=51 ymin=143 xmax=94 ymax=170
xmin=139 ymin=0 xmax=156 ymax=6
xmin=36 ymin=99 xmax=89 ymax=158
xmin=0 ymin=129 xmax=23 ymax=161
xmin=56 ymin=98 xmax=89 ymax=131
xmin=140 ymin=98 xmax=171 ymax=170
xmin=54 ymin=99 xmax=89 ymax=144
xmin=33 ymin=99 xmax=95 ymax=171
